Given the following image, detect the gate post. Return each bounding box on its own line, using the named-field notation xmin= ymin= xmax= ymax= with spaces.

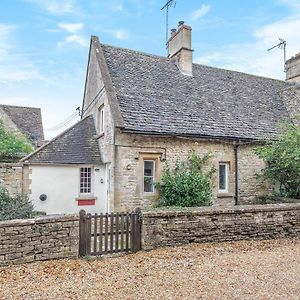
xmin=132 ymin=207 xmax=142 ymax=253
xmin=79 ymin=209 xmax=87 ymax=256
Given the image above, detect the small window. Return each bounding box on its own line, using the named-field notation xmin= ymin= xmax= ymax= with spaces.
xmin=219 ymin=162 xmax=229 ymax=193
xmin=80 ymin=167 xmax=92 ymax=194
xmin=143 ymin=160 xmax=155 ymax=193
xmin=98 ymin=106 xmax=104 ymax=133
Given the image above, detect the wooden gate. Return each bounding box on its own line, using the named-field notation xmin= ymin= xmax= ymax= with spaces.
xmin=79 ymin=208 xmax=142 ymax=256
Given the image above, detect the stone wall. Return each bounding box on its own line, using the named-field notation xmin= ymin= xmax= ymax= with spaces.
xmin=114 ymin=132 xmax=271 ymax=211
xmin=0 ymin=163 xmax=24 ymax=196
xmin=142 ymin=203 xmax=300 ymax=250
xmin=0 ymin=215 xmax=79 ymax=266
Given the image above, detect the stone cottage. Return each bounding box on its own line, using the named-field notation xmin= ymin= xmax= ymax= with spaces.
xmin=22 ymin=22 xmax=300 ymax=214
xmin=0 ymin=104 xmax=44 ymax=148
xmin=0 ymin=104 xmax=44 ymax=195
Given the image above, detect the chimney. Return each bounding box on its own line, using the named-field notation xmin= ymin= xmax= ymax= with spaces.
xmin=167 ymin=21 xmax=193 ymax=76
xmin=286 ymin=52 xmax=300 ymax=84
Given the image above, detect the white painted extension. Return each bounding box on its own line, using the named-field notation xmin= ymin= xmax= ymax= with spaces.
xmin=29 ymin=164 xmax=108 ymax=214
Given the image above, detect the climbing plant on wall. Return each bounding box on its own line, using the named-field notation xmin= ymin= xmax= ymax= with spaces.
xmin=156 ymin=150 xmax=215 ymax=207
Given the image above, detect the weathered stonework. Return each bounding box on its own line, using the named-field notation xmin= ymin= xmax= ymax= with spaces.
xmin=142 ymin=203 xmax=300 ymax=250
xmin=112 ymin=132 xmax=271 ymax=211
xmin=0 ymin=163 xmax=23 ymax=196
xmin=0 ymin=215 xmax=79 ymax=266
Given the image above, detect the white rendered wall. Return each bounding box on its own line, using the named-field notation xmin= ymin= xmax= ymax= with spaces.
xmin=29 ymin=165 xmax=107 ymax=214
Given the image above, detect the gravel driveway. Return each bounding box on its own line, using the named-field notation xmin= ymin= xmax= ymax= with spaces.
xmin=0 ymin=238 xmax=299 ymax=300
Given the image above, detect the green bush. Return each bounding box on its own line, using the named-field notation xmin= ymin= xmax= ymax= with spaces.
xmin=0 ymin=187 xmax=34 ymax=221
xmin=0 ymin=119 xmax=33 ymax=162
xmin=254 ymin=121 xmax=300 ymax=199
xmin=156 ymin=150 xmax=215 ymax=207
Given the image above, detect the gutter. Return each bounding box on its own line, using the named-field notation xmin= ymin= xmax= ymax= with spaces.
xmin=118 ymin=127 xmax=267 ymax=144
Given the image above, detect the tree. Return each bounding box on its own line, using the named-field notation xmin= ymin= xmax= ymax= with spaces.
xmin=0 ymin=119 xmax=33 ymax=162
xmin=254 ymin=121 xmax=300 ymax=199
xmin=156 ymin=150 xmax=215 ymax=207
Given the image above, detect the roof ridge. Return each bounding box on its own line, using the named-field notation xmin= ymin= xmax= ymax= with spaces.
xmin=101 ymin=41 xmax=291 ymax=84
xmin=21 ymin=115 xmax=92 ymax=162
xmin=101 ymin=43 xmax=170 ymax=62
xmin=0 ymin=104 xmax=41 ymax=110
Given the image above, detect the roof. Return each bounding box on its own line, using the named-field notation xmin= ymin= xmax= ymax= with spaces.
xmin=0 ymin=104 xmax=44 ymax=145
xmin=99 ymin=41 xmax=298 ymax=141
xmin=22 ymin=115 xmax=101 ymax=164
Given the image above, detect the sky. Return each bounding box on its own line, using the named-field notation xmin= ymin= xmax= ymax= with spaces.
xmin=0 ymin=0 xmax=299 ymax=139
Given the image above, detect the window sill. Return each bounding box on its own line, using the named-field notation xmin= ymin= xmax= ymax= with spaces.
xmin=217 ymin=193 xmax=233 ymax=198
xmin=76 ymin=196 xmax=97 ymax=206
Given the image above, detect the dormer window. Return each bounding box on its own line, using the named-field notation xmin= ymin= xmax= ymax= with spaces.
xmin=98 ymin=105 xmax=104 ymax=134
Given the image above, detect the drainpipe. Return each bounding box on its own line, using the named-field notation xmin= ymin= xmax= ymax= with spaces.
xmin=234 ymin=143 xmax=239 ymax=205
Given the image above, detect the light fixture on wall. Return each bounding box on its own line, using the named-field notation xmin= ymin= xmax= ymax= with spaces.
xmin=39 ymin=194 xmax=47 ymax=201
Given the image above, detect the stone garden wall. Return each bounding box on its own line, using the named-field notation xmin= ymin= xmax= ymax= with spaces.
xmin=0 ymin=215 xmax=79 ymax=266
xmin=1 ymin=204 xmax=299 ymax=266
xmin=142 ymin=203 xmax=300 ymax=250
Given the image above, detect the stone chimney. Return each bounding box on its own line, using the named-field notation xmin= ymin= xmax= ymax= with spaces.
xmin=286 ymin=52 xmax=300 ymax=84
xmin=167 ymin=21 xmax=193 ymax=76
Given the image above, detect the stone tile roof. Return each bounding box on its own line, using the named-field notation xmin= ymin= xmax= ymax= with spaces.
xmin=101 ymin=43 xmax=297 ymax=141
xmin=22 ymin=115 xmax=101 ymax=164
xmin=0 ymin=104 xmax=44 ymax=145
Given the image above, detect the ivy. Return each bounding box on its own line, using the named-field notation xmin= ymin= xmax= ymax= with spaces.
xmin=156 ymin=150 xmax=215 ymax=207
xmin=254 ymin=120 xmax=300 ymax=199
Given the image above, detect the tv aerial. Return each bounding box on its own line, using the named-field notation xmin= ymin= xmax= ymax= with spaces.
xmin=267 ymin=38 xmax=287 ymax=72
xmin=161 ymin=0 xmax=177 ymax=46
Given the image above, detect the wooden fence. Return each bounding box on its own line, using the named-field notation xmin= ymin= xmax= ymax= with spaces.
xmin=79 ymin=208 xmax=142 ymax=256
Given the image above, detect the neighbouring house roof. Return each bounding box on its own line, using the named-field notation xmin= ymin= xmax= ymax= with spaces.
xmin=21 ymin=115 xmax=101 ymax=164
xmin=0 ymin=104 xmax=44 ymax=146
xmin=94 ymin=37 xmax=299 ymax=141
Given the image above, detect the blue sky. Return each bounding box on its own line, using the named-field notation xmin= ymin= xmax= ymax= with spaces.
xmin=0 ymin=0 xmax=299 ymax=139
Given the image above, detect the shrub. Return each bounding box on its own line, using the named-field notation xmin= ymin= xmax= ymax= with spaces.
xmin=0 ymin=119 xmax=33 ymax=162
xmin=156 ymin=150 xmax=215 ymax=207
xmin=254 ymin=121 xmax=300 ymax=199
xmin=0 ymin=187 xmax=34 ymax=221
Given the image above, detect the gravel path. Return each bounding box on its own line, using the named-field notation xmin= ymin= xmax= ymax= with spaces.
xmin=0 ymin=238 xmax=300 ymax=300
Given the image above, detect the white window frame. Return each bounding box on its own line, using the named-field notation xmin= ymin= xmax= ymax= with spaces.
xmin=98 ymin=105 xmax=104 ymax=134
xmin=143 ymin=160 xmax=155 ymax=193
xmin=218 ymin=162 xmax=229 ymax=193
xmin=79 ymin=167 xmax=93 ymax=194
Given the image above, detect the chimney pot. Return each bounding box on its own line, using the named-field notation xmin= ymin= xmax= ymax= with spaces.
xmin=170 ymin=28 xmax=177 ymax=36
xmin=178 ymin=21 xmax=184 ymax=27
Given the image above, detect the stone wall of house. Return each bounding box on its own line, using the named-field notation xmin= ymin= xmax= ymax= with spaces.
xmin=0 ymin=163 xmax=24 ymax=196
xmin=0 ymin=215 xmax=79 ymax=266
xmin=142 ymin=203 xmax=300 ymax=250
xmin=82 ymin=41 xmax=116 ymax=211
xmin=113 ymin=132 xmax=271 ymax=211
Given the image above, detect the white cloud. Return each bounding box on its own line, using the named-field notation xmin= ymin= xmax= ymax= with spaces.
xmin=58 ymin=23 xmax=83 ymax=33
xmin=109 ymin=29 xmax=130 ymax=40
xmin=23 ymin=0 xmax=78 ymax=14
xmin=57 ymin=34 xmax=88 ymax=47
xmin=195 ymin=7 xmax=300 ymax=80
xmin=190 ymin=4 xmax=210 ymax=21
xmin=0 ymin=24 xmax=42 ymax=82
xmin=57 ymin=23 xmax=87 ymax=47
